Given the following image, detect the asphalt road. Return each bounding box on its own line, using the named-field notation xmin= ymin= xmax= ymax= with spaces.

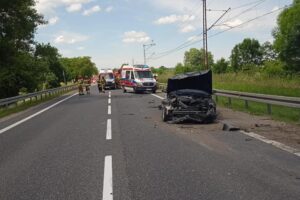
xmin=0 ymin=86 xmax=299 ymax=200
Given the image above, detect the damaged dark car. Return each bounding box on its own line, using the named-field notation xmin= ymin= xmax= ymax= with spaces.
xmin=161 ymin=70 xmax=217 ymax=123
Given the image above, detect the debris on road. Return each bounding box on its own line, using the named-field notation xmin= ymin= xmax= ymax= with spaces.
xmin=222 ymin=123 xmax=240 ymax=131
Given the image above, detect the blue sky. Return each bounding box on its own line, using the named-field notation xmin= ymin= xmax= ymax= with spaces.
xmin=35 ymin=0 xmax=292 ymax=69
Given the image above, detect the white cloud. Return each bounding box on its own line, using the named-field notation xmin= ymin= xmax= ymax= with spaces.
xmin=105 ymin=6 xmax=113 ymax=13
xmin=49 ymin=16 xmax=59 ymax=25
xmin=54 ymin=32 xmax=89 ymax=44
xmin=35 ymin=0 xmax=91 ymax=15
xmin=83 ymin=5 xmax=101 ymax=16
xmin=155 ymin=14 xmax=196 ymax=25
xmin=218 ymin=19 xmax=243 ymax=30
xmin=122 ymin=31 xmax=151 ymax=43
xmin=180 ymin=25 xmax=196 ymax=33
xmin=66 ymin=3 xmax=82 ymax=12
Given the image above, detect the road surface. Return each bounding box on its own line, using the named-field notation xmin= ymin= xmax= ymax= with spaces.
xmin=0 ymin=86 xmax=299 ymax=200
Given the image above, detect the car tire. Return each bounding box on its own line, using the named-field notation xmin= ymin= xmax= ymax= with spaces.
xmin=162 ymin=107 xmax=169 ymax=122
xmin=123 ymin=86 xmax=127 ymax=93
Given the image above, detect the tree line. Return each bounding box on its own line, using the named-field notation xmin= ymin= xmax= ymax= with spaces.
xmin=0 ymin=0 xmax=98 ymax=99
xmin=172 ymin=0 xmax=300 ymax=76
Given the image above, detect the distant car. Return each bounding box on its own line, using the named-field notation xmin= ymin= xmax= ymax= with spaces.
xmin=161 ymin=70 xmax=217 ymax=123
xmin=99 ymin=70 xmax=116 ymax=89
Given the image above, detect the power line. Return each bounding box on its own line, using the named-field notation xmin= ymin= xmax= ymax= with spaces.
xmin=149 ymin=5 xmax=287 ymax=61
xmin=220 ymin=0 xmax=267 ymax=25
xmin=151 ymin=1 xmax=266 ymax=59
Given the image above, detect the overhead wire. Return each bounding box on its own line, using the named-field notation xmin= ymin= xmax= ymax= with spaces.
xmin=149 ymin=5 xmax=288 ymax=61
xmin=151 ymin=0 xmax=267 ymax=59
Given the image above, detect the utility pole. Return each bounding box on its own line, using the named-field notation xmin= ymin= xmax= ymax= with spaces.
xmin=143 ymin=41 xmax=156 ymax=65
xmin=202 ymin=0 xmax=209 ymax=70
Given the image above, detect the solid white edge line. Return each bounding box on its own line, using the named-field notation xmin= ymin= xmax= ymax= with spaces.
xmin=240 ymin=130 xmax=300 ymax=157
xmin=106 ymin=119 xmax=112 ymax=140
xmin=108 ymin=105 xmax=111 ymax=115
xmin=0 ymin=93 xmax=78 ymax=135
xmin=150 ymin=93 xmax=300 ymax=158
xmin=151 ymin=94 xmax=164 ymax=100
xmin=108 ymin=98 xmax=111 ymax=104
xmin=103 ymin=155 xmax=113 ymax=200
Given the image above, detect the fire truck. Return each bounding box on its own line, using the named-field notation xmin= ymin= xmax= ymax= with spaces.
xmin=119 ymin=64 xmax=157 ymax=93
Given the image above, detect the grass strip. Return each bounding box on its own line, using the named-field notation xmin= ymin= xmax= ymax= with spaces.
xmin=214 ymin=95 xmax=300 ymax=124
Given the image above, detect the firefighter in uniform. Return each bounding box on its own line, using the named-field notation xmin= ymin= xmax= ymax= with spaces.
xmin=98 ymin=76 xmax=106 ymax=93
xmin=84 ymin=77 xmax=91 ymax=95
xmin=78 ymin=78 xmax=84 ymax=95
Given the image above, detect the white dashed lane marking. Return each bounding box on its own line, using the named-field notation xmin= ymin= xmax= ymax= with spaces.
xmin=102 ymin=155 xmax=113 ymax=200
xmin=106 ymin=119 xmax=112 ymax=140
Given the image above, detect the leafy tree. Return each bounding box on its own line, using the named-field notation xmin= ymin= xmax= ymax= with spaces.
xmin=273 ymin=0 xmax=300 ymax=72
xmin=60 ymin=57 xmax=98 ymax=81
xmin=230 ymin=38 xmax=262 ymax=72
xmin=35 ymin=43 xmax=64 ymax=88
xmin=0 ymin=0 xmax=45 ymax=98
xmin=261 ymin=41 xmax=278 ymax=62
xmin=213 ymin=58 xmax=229 ymax=74
xmin=184 ymin=48 xmax=214 ymax=70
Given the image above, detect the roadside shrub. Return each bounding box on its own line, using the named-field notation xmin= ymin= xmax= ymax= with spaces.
xmin=262 ymin=60 xmax=285 ymax=77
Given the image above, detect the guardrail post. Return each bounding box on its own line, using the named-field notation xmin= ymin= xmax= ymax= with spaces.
xmin=267 ymin=104 xmax=272 ymax=115
xmin=245 ymin=100 xmax=249 ymax=109
xmin=215 ymin=95 xmax=218 ymax=103
xmin=228 ymin=97 xmax=232 ymax=107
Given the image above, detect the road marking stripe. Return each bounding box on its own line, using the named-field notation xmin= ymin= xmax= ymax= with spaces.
xmin=240 ymin=131 xmax=300 ymax=157
xmin=102 ymin=155 xmax=113 ymax=200
xmin=151 ymin=93 xmax=300 ymax=157
xmin=108 ymin=98 xmax=111 ymax=104
xmin=108 ymin=105 xmax=111 ymax=115
xmin=109 ymin=91 xmax=111 ymax=98
xmin=106 ymin=119 xmax=112 ymax=140
xmin=151 ymin=94 xmax=164 ymax=100
xmin=0 ymin=93 xmax=78 ymax=135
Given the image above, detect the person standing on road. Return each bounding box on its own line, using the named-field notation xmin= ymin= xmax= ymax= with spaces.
xmin=78 ymin=78 xmax=84 ymax=95
xmin=99 ymin=76 xmax=106 ymax=93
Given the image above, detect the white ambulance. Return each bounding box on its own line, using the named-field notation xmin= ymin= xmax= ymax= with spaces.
xmin=120 ymin=64 xmax=157 ymax=93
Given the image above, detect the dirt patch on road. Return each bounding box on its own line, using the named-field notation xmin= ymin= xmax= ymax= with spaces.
xmin=218 ymin=107 xmax=300 ymax=150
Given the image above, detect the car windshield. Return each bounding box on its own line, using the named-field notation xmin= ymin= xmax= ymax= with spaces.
xmin=104 ymin=73 xmax=114 ymax=79
xmin=134 ymin=71 xmax=153 ymax=79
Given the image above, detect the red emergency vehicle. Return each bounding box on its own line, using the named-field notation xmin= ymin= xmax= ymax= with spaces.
xmin=120 ymin=64 xmax=157 ymax=93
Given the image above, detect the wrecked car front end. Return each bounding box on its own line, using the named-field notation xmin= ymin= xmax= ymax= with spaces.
xmin=161 ymin=70 xmax=217 ymax=123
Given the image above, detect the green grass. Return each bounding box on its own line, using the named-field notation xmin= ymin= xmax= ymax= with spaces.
xmin=214 ymin=95 xmax=300 ymax=124
xmin=157 ymin=70 xmax=175 ymax=84
xmin=213 ymin=73 xmax=300 ymax=97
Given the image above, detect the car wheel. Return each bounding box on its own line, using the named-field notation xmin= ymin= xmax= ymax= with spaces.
xmin=162 ymin=107 xmax=169 ymax=122
xmin=123 ymin=86 xmax=127 ymax=93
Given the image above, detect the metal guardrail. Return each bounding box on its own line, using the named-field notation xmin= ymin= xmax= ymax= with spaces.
xmin=157 ymin=83 xmax=300 ymax=114
xmin=0 ymin=85 xmax=78 ymax=108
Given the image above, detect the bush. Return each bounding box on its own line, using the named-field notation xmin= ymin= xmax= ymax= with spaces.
xmin=213 ymin=58 xmax=228 ymax=74
xmin=262 ymin=60 xmax=285 ymax=77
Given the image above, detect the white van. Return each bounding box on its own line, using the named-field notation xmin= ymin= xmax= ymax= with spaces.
xmin=120 ymin=65 xmax=157 ymax=93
